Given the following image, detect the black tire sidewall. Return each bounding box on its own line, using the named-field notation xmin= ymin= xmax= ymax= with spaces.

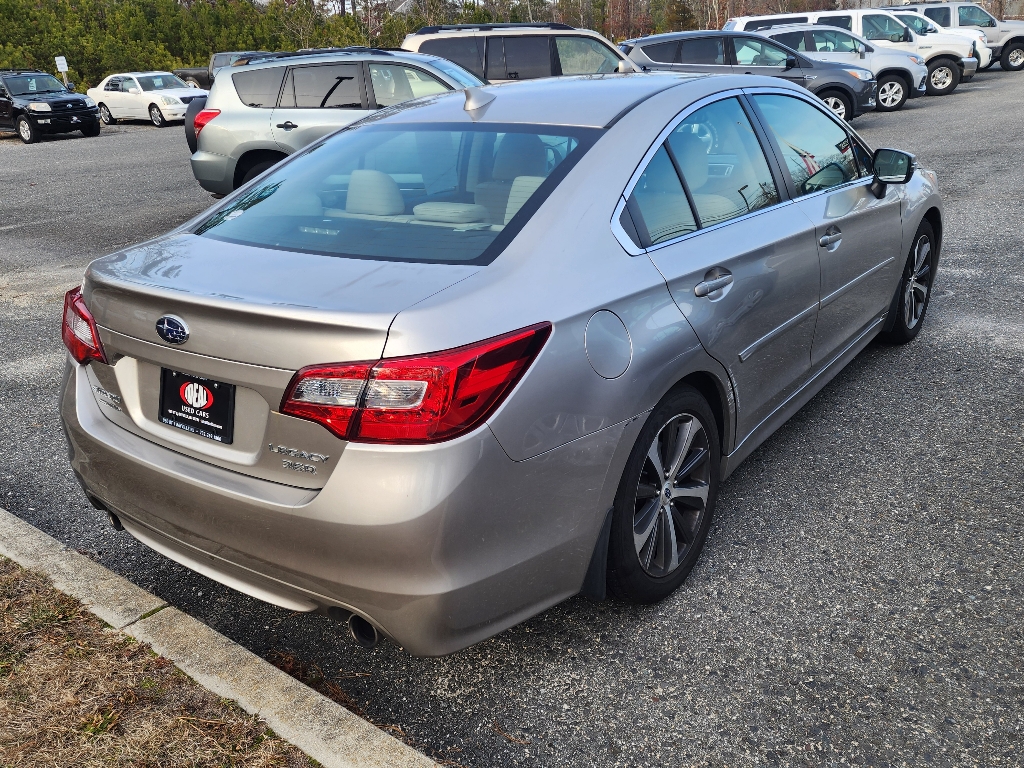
xmin=241 ymin=160 xmax=278 ymax=186
xmin=16 ymin=116 xmax=36 ymax=144
xmin=1001 ymin=44 xmax=1024 ymax=71
xmin=882 ymin=219 xmax=937 ymax=344
xmin=819 ymin=90 xmax=852 ymax=121
xmin=876 ymin=74 xmax=908 ymax=112
xmin=607 ymin=386 xmax=721 ymax=604
xmin=926 ymin=59 xmax=960 ymax=95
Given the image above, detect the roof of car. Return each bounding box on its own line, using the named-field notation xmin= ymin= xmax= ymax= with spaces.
xmin=367 ymin=72 xmax=711 ymax=128
xmin=0 ymin=70 xmax=49 ymax=75
xmin=411 ymin=22 xmax=579 ymax=35
xmin=624 ymin=29 xmax=739 ymax=44
xmin=236 ymin=49 xmax=464 ymax=72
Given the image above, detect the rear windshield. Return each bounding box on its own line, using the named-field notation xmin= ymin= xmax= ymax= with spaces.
xmin=195 ymin=122 xmax=600 ymax=265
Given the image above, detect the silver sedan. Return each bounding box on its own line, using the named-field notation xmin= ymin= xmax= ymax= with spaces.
xmin=60 ymin=73 xmax=942 ymax=656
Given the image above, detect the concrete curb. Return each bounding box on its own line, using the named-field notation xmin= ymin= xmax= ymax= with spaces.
xmin=0 ymin=507 xmax=435 ymax=768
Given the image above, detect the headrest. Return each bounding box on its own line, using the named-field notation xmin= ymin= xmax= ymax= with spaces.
xmin=492 ymin=134 xmax=548 ymax=182
xmin=504 ymin=176 xmax=546 ymax=224
xmin=672 ymin=131 xmax=708 ymax=190
xmin=346 ymin=170 xmax=405 ymax=216
xmin=413 ymin=202 xmax=488 ymax=223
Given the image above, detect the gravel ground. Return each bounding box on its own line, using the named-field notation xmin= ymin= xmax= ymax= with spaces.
xmin=2 ymin=77 xmax=1023 ymax=768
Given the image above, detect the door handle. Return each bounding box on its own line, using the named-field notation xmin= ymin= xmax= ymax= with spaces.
xmin=694 ymin=274 xmax=734 ymax=297
xmin=276 ymin=121 xmax=298 ymax=130
xmin=819 ymin=226 xmax=843 ymax=250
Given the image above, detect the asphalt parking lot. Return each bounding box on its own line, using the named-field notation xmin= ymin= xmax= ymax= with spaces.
xmin=2 ymin=72 xmax=1023 ymax=767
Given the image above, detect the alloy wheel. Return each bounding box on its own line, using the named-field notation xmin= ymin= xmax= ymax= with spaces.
xmin=632 ymin=413 xmax=711 ymax=578
xmin=18 ymin=119 xmax=32 ymax=142
xmin=930 ymin=66 xmax=953 ymax=90
xmin=150 ymin=106 xmax=164 ymax=126
xmin=1010 ymin=48 xmax=1024 ymax=68
xmin=822 ymin=96 xmax=846 ymax=120
xmin=99 ymin=104 xmax=113 ymax=124
xmin=903 ymin=233 xmax=932 ymax=330
xmin=878 ymin=81 xmax=904 ymax=108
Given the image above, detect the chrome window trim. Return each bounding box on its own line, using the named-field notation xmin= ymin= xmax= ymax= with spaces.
xmin=610 ymin=87 xmax=794 ymax=255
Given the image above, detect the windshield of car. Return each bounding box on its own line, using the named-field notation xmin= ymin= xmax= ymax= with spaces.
xmin=136 ymin=74 xmax=187 ymax=91
xmin=2 ymin=74 xmax=66 ymax=96
xmin=195 ymin=122 xmax=600 ymax=265
xmin=426 ymin=59 xmax=484 ymax=88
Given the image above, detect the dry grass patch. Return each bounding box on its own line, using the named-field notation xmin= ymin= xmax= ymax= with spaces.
xmin=0 ymin=557 xmax=313 ymax=767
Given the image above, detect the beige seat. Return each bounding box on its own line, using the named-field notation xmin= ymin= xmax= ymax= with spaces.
xmin=475 ymin=134 xmax=548 ymax=224
xmin=503 ymin=176 xmax=546 ymax=224
xmin=672 ymin=132 xmax=743 ymax=226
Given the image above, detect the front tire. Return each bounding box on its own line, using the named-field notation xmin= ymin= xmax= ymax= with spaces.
xmin=98 ymin=104 xmax=116 ymax=125
xmin=607 ymin=386 xmax=720 ymax=603
xmin=876 ymin=74 xmax=909 ymax=112
xmin=881 ymin=220 xmax=937 ymax=345
xmin=149 ymin=105 xmax=167 ymax=127
xmin=16 ymin=115 xmax=38 ymax=144
xmin=818 ymin=89 xmax=852 ymax=121
xmin=81 ymin=122 xmax=101 ymax=137
xmin=1000 ymin=42 xmax=1024 ymax=72
xmin=926 ymin=58 xmax=960 ymax=95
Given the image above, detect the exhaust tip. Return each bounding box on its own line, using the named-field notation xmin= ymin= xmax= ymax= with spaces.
xmin=348 ymin=614 xmax=379 ymax=649
xmin=106 ymin=511 xmax=124 ymax=531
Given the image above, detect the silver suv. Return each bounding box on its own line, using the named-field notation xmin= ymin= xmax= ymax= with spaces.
xmin=883 ymin=2 xmax=1024 ymax=71
xmin=190 ymin=48 xmax=482 ymax=195
xmin=762 ymin=24 xmax=928 ymax=111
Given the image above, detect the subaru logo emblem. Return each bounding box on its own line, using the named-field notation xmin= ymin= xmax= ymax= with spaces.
xmin=156 ymin=315 xmax=189 ymax=345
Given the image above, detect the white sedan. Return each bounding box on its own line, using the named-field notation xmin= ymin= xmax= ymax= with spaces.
xmin=87 ymin=72 xmax=208 ymax=127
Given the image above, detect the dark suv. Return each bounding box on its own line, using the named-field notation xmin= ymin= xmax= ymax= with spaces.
xmin=0 ymin=70 xmax=101 ymax=143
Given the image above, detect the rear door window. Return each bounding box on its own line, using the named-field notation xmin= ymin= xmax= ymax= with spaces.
xmin=282 ymin=64 xmax=363 ymax=109
xmin=368 ymin=64 xmax=448 ymax=107
xmin=809 ymin=29 xmax=861 ymax=53
xmin=500 ymin=36 xmax=553 ymax=80
xmin=554 ymin=36 xmax=622 ymax=73
xmin=923 ymin=6 xmax=952 ymax=25
xmin=816 ymin=15 xmax=853 ymax=30
xmin=732 ymin=37 xmax=791 ymax=66
xmin=771 ymin=31 xmax=808 ymax=51
xmin=751 ymin=94 xmax=861 ymax=196
xmin=679 ymin=38 xmax=727 ymax=64
xmin=418 ymin=37 xmax=485 ymax=80
xmin=641 ymin=40 xmax=680 ymax=63
xmin=232 ymin=67 xmax=286 ymax=108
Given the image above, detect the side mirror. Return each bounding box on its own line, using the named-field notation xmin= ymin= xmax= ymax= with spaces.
xmin=129 ymin=87 xmax=141 ymax=94
xmin=890 ymin=33 xmax=903 ymax=43
xmin=66 ymin=82 xmax=76 ymax=91
xmin=904 ymin=27 xmax=913 ymax=42
xmin=857 ymin=44 xmax=866 ymax=58
xmin=617 ymin=59 xmax=634 ymax=73
xmin=784 ymin=54 xmax=799 ymax=70
xmin=871 ymin=148 xmax=916 ymax=197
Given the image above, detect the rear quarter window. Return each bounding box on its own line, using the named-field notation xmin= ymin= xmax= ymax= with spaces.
xmin=233 ymin=67 xmax=286 ymax=108
xmin=418 ymin=38 xmax=486 ymax=80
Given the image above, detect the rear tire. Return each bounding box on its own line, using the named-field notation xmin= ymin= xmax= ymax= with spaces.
xmin=98 ymin=104 xmax=116 ymax=125
xmin=875 ymin=74 xmax=908 ymax=112
xmin=881 ymin=220 xmax=937 ymax=345
xmin=607 ymin=386 xmax=720 ymax=603
xmin=818 ymin=89 xmax=852 ymax=121
xmin=239 ymin=159 xmax=279 ymax=187
xmin=185 ymin=77 xmax=202 ymax=88
xmin=926 ymin=58 xmax=960 ymax=95
xmin=16 ymin=115 xmax=38 ymax=144
xmin=1000 ymin=42 xmax=1024 ymax=72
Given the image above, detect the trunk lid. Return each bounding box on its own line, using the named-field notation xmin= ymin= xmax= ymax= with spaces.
xmin=81 ymin=233 xmax=479 ymax=488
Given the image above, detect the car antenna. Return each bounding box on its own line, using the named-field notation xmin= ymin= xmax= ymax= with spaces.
xmin=464 ymin=87 xmax=495 ymax=112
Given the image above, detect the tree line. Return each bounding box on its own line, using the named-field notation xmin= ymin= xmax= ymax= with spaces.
xmin=0 ymin=0 xmax=1015 ymax=90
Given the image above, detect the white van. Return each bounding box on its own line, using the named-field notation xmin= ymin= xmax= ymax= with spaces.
xmin=724 ymin=8 xmax=979 ymax=95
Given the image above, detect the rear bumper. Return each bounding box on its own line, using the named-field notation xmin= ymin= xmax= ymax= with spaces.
xmin=61 ymin=358 xmax=632 ymax=655
xmin=190 ymin=150 xmax=236 ymax=194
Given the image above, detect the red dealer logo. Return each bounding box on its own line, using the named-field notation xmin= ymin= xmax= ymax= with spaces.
xmin=180 ymin=381 xmax=214 ymax=410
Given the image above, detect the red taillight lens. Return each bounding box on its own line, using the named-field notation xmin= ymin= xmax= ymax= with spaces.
xmin=62 ymin=286 xmax=107 ymax=365
xmin=282 ymin=323 xmax=552 ymax=444
xmin=193 ymin=108 xmax=220 ymax=138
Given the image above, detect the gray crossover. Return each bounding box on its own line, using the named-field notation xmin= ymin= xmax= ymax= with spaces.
xmin=61 ymin=74 xmax=942 ymax=655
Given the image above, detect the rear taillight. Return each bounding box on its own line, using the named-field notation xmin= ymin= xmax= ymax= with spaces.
xmin=62 ymin=286 xmax=107 ymax=365
xmin=282 ymin=323 xmax=552 ymax=444
xmin=193 ymin=108 xmax=220 ymax=138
